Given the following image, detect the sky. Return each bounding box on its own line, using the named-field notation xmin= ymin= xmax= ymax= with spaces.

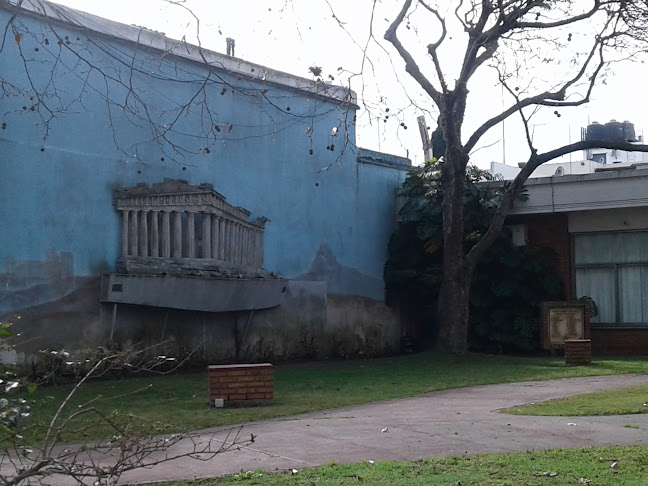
xmin=49 ymin=0 xmax=648 ymax=167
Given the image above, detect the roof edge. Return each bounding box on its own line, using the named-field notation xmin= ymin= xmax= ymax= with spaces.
xmin=356 ymin=147 xmax=412 ymax=169
xmin=4 ymin=0 xmax=358 ymax=106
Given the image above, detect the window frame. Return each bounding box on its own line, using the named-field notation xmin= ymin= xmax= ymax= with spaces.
xmin=572 ymin=230 xmax=648 ymax=329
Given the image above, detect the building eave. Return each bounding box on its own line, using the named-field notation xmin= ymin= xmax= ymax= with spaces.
xmin=510 ymin=165 xmax=648 ymax=215
xmin=356 ymin=147 xmax=412 ymax=170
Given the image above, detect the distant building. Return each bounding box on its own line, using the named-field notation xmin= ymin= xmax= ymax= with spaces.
xmin=491 ymin=120 xmax=648 ymax=180
xmin=489 ymin=119 xmax=648 ymax=354
xmin=506 ymin=164 xmax=648 ymax=354
xmin=582 ymin=119 xmax=645 ymax=165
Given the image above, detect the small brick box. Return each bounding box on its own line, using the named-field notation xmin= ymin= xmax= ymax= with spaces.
xmin=208 ymin=363 xmax=274 ymax=408
xmin=564 ymin=339 xmax=592 ymax=366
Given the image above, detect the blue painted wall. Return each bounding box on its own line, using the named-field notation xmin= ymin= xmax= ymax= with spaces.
xmin=0 ymin=4 xmax=409 ymax=314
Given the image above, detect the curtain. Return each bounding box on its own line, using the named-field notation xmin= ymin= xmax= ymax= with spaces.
xmin=574 ymin=231 xmax=648 ymax=326
xmin=575 ymin=267 xmax=616 ymax=324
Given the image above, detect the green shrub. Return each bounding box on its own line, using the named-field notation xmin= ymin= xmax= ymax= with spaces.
xmin=385 ymin=163 xmax=562 ymax=353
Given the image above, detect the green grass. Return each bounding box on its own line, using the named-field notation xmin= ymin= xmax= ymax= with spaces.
xmin=11 ymin=352 xmax=648 ymax=445
xmin=506 ymin=384 xmax=648 ymax=416
xmin=163 ymin=446 xmax=648 ymax=485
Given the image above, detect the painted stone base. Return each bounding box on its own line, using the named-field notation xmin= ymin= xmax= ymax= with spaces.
xmin=4 ymin=279 xmax=401 ymax=363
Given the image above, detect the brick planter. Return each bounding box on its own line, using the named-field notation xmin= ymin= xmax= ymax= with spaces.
xmin=208 ymin=363 xmax=274 ymax=407
xmin=564 ymin=339 xmax=592 ymax=366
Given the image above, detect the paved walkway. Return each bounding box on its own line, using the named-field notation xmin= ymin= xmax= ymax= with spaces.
xmin=117 ymin=373 xmax=648 ymax=484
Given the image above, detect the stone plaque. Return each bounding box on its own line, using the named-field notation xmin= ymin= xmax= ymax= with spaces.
xmin=548 ymin=307 xmax=584 ymax=345
xmin=542 ymin=302 xmax=590 ymax=351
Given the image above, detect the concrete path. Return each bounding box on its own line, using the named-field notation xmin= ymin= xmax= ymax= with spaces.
xmin=117 ymin=373 xmax=648 ymax=484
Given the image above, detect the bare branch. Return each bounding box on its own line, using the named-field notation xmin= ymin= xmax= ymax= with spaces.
xmin=384 ymin=0 xmax=441 ymax=104
xmin=466 ymin=139 xmax=648 ymax=269
xmin=457 ymin=0 xmax=496 ymax=84
xmin=465 ymin=31 xmax=609 ymax=153
xmin=419 ymin=0 xmax=448 ymax=93
xmin=0 ymin=344 xmax=255 ymax=486
xmin=514 ymin=0 xmax=602 ymax=30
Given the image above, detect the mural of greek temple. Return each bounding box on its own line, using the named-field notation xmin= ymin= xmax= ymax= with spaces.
xmin=115 ymin=179 xmax=267 ymax=274
xmin=101 ymin=180 xmax=284 ymax=314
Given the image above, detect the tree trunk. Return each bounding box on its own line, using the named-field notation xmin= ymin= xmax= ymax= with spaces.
xmin=435 ymin=143 xmax=471 ymax=354
xmin=436 ymin=185 xmax=471 ymax=353
xmin=436 ymin=262 xmax=471 ymax=353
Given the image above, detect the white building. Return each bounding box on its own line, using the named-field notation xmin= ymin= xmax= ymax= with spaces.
xmin=490 ymin=120 xmax=648 ymax=180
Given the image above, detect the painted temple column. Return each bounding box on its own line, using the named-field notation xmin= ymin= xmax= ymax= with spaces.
xmin=202 ymin=213 xmax=211 ymax=259
xmin=240 ymin=227 xmax=248 ymax=266
xmin=172 ymin=211 xmax=182 ymax=258
xmin=257 ymin=231 xmax=263 ymax=268
xmin=161 ymin=211 xmax=171 ymax=257
xmin=218 ymin=218 xmax=226 ymax=260
xmin=232 ymin=223 xmax=240 ymax=264
xmin=228 ymin=223 xmax=234 ymax=264
xmin=240 ymin=226 xmax=247 ymax=265
xmin=247 ymin=227 xmax=254 ymax=266
xmin=121 ymin=211 xmax=129 ymax=257
xmin=211 ymin=216 xmax=220 ymax=260
xmin=129 ymin=210 xmax=139 ymax=256
xmin=240 ymin=225 xmax=246 ymax=265
xmin=221 ymin=219 xmax=230 ymax=262
xmin=187 ymin=212 xmax=195 ymax=258
xmin=139 ymin=210 xmax=149 ymax=256
xmin=245 ymin=229 xmax=253 ymax=267
xmin=150 ymin=211 xmax=159 ymax=257
xmin=249 ymin=230 xmax=256 ymax=267
xmin=250 ymin=230 xmax=257 ymax=267
xmin=233 ymin=222 xmax=240 ymax=264
xmin=248 ymin=228 xmax=254 ymax=266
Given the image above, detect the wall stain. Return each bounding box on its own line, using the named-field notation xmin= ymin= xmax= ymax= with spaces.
xmin=297 ymin=241 xmax=383 ymax=298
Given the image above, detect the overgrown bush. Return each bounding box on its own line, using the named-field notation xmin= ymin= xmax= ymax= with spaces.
xmin=469 ymin=242 xmax=563 ymax=353
xmin=385 ymin=162 xmax=563 ymax=353
xmin=0 ymin=322 xmax=252 ymax=485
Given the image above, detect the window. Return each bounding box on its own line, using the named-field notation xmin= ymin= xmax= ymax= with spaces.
xmin=573 ymin=232 xmax=648 ymax=327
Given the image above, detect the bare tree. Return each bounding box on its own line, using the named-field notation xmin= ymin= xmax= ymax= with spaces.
xmin=380 ymin=0 xmax=648 ymax=353
xmin=0 ymin=342 xmax=254 ymax=485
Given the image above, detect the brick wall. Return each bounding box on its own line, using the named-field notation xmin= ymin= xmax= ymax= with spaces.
xmin=208 ymin=363 xmax=274 ymax=407
xmin=591 ymin=329 xmax=648 ymax=355
xmin=564 ymin=339 xmax=592 ymax=365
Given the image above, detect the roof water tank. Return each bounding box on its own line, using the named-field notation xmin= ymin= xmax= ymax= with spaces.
xmin=622 ymin=120 xmax=636 ymax=141
xmin=604 ymin=120 xmax=624 ymax=141
xmin=585 ymin=121 xmax=605 ymax=141
xmin=585 ymin=119 xmax=636 ymax=142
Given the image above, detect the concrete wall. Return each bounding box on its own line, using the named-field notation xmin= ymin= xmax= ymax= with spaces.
xmin=0 ymin=3 xmax=410 ymax=361
xmin=490 ymin=160 xmax=607 ymax=180
xmin=509 ymin=168 xmax=648 ymax=215
xmin=568 ymin=207 xmax=648 ymax=233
